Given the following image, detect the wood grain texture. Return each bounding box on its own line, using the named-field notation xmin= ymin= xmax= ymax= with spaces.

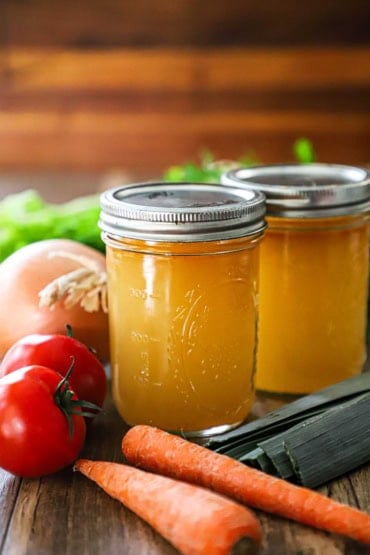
xmin=2 ymin=0 xmax=370 ymax=47
xmin=3 ymin=48 xmax=370 ymax=91
xmin=0 ymin=472 xmax=19 ymax=548
xmin=0 ymin=46 xmax=368 ymax=171
xmin=0 ymin=2 xmax=369 ymax=172
xmin=0 ymin=391 xmax=369 ymax=555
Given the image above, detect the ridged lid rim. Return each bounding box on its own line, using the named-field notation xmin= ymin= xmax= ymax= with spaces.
xmin=221 ymin=163 xmax=370 ymax=218
xmin=99 ymin=182 xmax=266 ymax=241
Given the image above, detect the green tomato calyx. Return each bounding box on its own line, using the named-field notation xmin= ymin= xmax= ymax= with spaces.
xmin=54 ymin=357 xmax=102 ymax=437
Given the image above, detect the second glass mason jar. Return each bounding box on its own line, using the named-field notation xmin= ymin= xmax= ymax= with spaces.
xmin=100 ymin=182 xmax=266 ymax=436
xmin=222 ymin=164 xmax=370 ymax=394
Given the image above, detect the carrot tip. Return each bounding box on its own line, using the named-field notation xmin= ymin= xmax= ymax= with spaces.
xmin=73 ymin=458 xmax=85 ymax=472
xmin=231 ymin=536 xmax=260 ymax=555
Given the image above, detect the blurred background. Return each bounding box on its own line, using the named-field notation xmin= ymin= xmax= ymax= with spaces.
xmin=0 ymin=0 xmax=369 ymax=198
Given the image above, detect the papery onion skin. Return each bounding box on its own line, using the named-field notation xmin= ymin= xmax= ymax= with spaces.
xmin=0 ymin=239 xmax=109 ymax=362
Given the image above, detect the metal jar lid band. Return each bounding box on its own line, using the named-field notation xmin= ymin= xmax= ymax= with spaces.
xmin=221 ymin=163 xmax=370 ymax=218
xmin=99 ymin=182 xmax=266 ymax=242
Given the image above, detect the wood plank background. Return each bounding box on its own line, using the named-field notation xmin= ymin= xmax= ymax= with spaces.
xmin=0 ymin=1 xmax=369 ymax=174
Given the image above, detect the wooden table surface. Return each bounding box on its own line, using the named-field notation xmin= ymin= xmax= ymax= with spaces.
xmin=1 ymin=389 xmax=369 ymax=555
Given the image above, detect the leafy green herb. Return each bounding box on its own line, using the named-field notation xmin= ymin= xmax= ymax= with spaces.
xmin=0 ymin=190 xmax=104 ymax=262
xmin=164 ymin=140 xmax=316 ymax=184
xmin=163 ymin=150 xmax=259 ymax=184
xmin=293 ymin=137 xmax=316 ymax=163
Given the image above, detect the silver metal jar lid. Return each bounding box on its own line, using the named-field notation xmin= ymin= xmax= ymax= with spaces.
xmin=221 ymin=163 xmax=370 ymax=218
xmin=99 ymin=182 xmax=266 ymax=242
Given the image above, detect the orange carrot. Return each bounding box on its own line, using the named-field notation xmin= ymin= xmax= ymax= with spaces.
xmin=74 ymin=458 xmax=261 ymax=555
xmin=122 ymin=425 xmax=370 ymax=545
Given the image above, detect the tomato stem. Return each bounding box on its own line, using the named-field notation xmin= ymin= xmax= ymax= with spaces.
xmin=54 ymin=357 xmax=102 ymax=437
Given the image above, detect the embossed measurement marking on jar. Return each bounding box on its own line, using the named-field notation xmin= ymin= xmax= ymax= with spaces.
xmin=129 ymin=288 xmax=160 ymax=300
xmin=130 ymin=331 xmax=161 ymax=343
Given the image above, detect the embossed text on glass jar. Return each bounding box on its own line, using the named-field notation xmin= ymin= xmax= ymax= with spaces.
xmin=100 ymin=183 xmax=266 ymax=436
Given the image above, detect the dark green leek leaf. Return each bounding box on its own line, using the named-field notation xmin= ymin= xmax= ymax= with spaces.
xmin=207 ymin=372 xmax=370 ymax=488
xmin=207 ymin=372 xmax=370 ymax=451
xmin=243 ymin=449 xmax=277 ymax=475
xmin=256 ymin=437 xmax=296 ymax=481
xmin=283 ymin=392 xmax=370 ymax=488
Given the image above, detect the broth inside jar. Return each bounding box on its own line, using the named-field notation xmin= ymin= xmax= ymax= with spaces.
xmin=256 ymin=215 xmax=369 ymax=394
xmin=106 ymin=237 xmax=260 ymax=434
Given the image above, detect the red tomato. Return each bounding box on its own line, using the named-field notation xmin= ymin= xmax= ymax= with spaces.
xmin=0 ymin=333 xmax=107 ymax=408
xmin=0 ymin=365 xmax=86 ymax=477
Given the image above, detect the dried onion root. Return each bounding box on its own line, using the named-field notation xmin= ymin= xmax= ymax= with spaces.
xmin=38 ymin=251 xmax=108 ymax=314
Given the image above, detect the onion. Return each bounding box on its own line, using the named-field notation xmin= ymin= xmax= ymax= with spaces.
xmin=0 ymin=239 xmax=110 ymax=361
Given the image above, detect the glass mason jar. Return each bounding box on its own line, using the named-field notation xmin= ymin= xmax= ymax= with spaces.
xmin=222 ymin=164 xmax=370 ymax=394
xmin=100 ymin=182 xmax=266 ymax=436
